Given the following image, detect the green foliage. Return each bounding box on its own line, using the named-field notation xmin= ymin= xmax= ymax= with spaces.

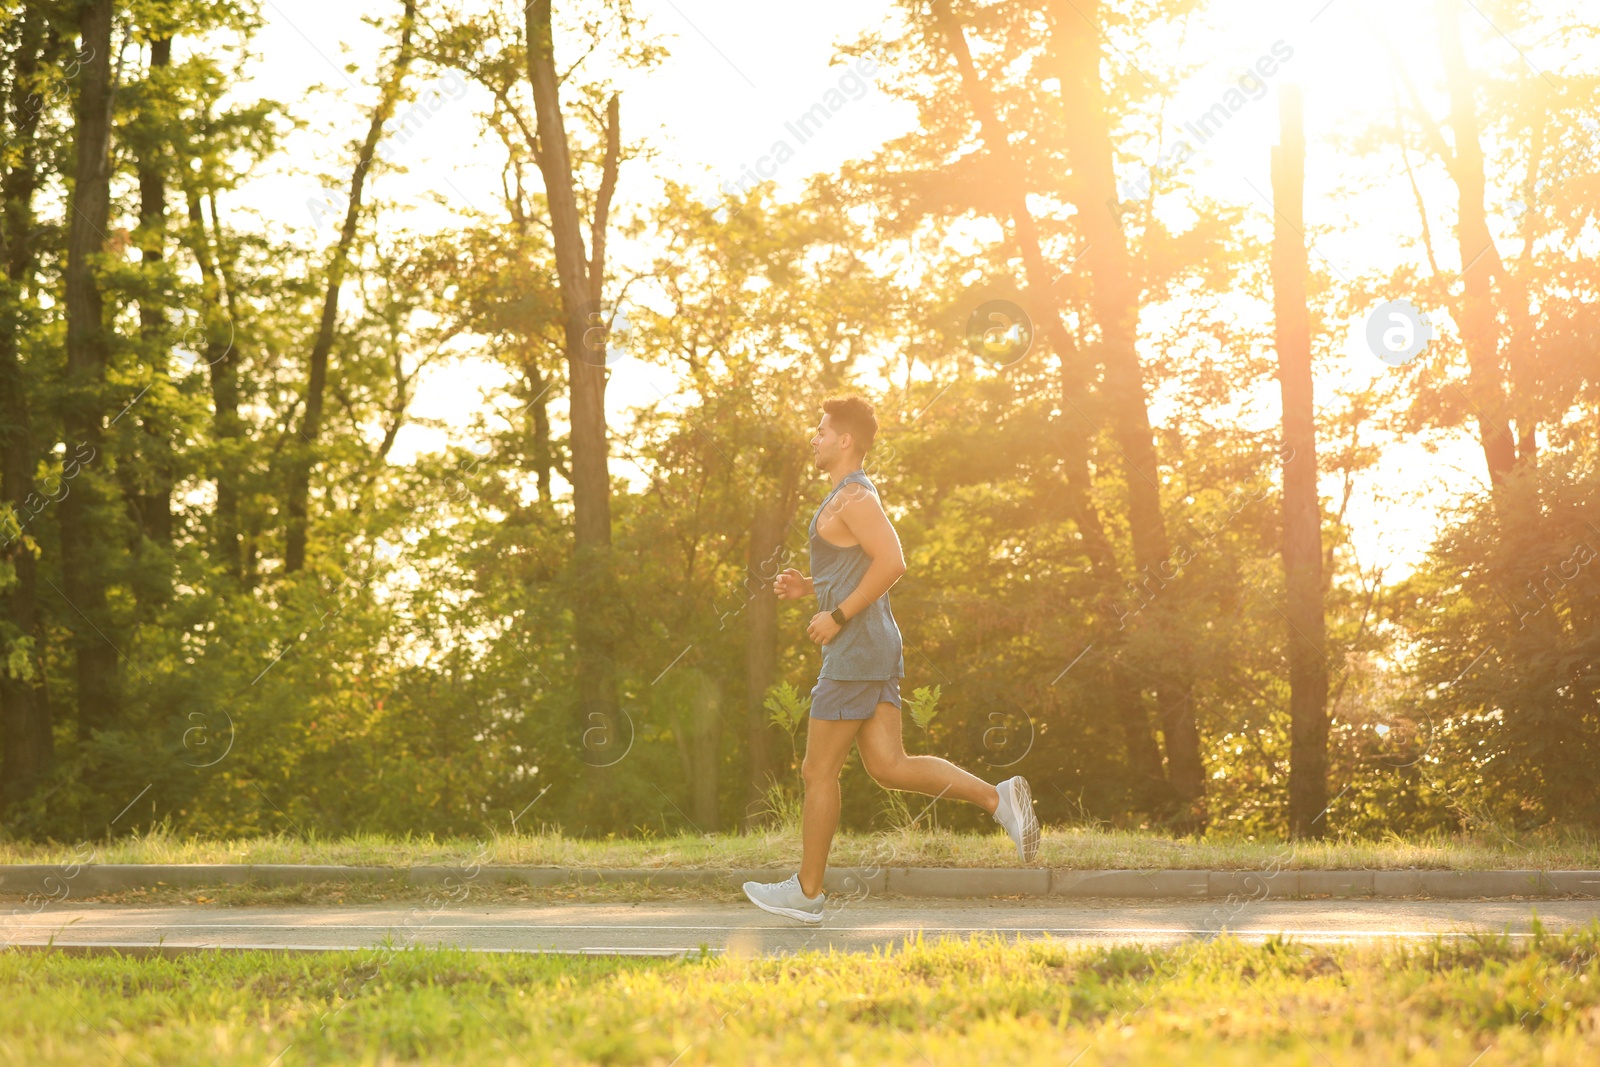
xmin=1 ymin=0 xmax=1597 ymax=846
xmin=1396 ymin=452 xmax=1600 ymax=829
xmin=904 ymin=684 xmax=941 ymax=730
xmin=764 ymin=681 xmax=812 ymax=737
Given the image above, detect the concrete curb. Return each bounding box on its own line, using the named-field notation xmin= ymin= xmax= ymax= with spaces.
xmin=3 ymin=864 xmax=1598 ymax=900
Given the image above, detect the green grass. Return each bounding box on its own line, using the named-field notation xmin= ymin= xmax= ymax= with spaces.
xmin=3 ymin=926 xmax=1597 ymax=1064
xmin=3 ymin=824 xmax=1598 ymax=872
xmin=1 ymin=877 xmax=754 ymax=908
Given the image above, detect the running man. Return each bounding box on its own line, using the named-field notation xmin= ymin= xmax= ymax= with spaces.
xmin=742 ymin=394 xmax=1040 ymax=924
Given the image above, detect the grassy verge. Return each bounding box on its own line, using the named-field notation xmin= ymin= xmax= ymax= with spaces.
xmin=2 ymin=878 xmax=751 ymax=908
xmin=4 ymin=825 xmax=1598 ymax=872
xmin=3 ymin=926 xmax=1597 ymax=1065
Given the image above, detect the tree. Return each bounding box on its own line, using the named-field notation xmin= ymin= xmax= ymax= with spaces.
xmin=284 ymin=0 xmax=418 ymax=573
xmin=1403 ymin=456 xmax=1600 ymax=828
xmin=1270 ymin=84 xmax=1329 ymax=838
xmin=1434 ymin=0 xmax=1520 ymax=483
xmin=58 ymin=0 xmax=120 ymax=739
xmin=178 ymin=114 xmax=246 ymax=582
xmin=119 ymin=25 xmax=177 ymax=615
xmin=890 ymin=0 xmax=1204 ymax=820
xmin=1042 ymin=0 xmax=1205 ymax=818
xmin=524 ymin=0 xmax=623 ymax=830
xmin=0 ymin=0 xmax=57 ymax=818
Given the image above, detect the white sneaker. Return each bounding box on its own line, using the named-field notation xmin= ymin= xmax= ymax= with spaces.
xmin=992 ymin=776 xmax=1040 ymax=862
xmin=742 ymin=872 xmax=826 ymax=923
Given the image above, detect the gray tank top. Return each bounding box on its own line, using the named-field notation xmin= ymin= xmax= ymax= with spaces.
xmin=809 ymin=469 xmax=905 ymax=680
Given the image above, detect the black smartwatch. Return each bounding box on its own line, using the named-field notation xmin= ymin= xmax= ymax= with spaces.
xmin=830 ymin=607 xmax=848 ymax=626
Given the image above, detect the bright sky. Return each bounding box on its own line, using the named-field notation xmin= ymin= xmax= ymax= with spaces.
xmin=233 ymin=0 xmax=1582 ymax=580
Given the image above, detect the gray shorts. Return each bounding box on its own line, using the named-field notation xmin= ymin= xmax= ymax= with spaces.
xmin=809 ymin=677 xmax=901 ymax=721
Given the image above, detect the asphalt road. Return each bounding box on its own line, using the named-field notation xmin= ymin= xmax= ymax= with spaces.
xmin=7 ymin=898 xmax=1597 ymax=958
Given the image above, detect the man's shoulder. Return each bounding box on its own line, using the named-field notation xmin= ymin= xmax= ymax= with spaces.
xmin=836 ymin=472 xmax=884 ymax=507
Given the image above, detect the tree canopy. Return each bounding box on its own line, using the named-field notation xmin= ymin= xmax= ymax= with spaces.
xmin=1 ymin=0 xmax=1597 ymax=842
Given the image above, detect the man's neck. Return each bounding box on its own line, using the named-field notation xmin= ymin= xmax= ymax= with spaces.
xmin=826 ymin=459 xmax=864 ymax=488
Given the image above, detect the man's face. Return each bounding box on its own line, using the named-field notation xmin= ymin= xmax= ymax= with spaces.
xmin=811 ymin=414 xmax=851 ymax=468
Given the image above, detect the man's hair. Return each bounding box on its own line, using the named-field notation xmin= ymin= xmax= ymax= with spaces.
xmin=823 ymin=394 xmax=877 ymax=454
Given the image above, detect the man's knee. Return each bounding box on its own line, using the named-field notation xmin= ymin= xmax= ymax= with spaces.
xmin=801 ymin=754 xmax=841 ymax=788
xmin=861 ymin=752 xmax=906 ymax=786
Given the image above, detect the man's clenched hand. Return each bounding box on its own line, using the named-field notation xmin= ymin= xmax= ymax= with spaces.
xmin=774 ymin=568 xmax=811 ymax=600
xmin=807 ymin=611 xmax=842 ymax=645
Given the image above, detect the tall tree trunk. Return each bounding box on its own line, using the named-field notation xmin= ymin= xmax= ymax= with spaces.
xmin=1060 ymin=382 xmax=1170 ymax=813
xmin=505 ymin=177 xmax=556 ymax=505
xmin=205 ymin=192 xmax=262 ymax=587
xmin=741 ymin=450 xmax=801 ymax=830
xmin=930 ymin=0 xmax=1170 ymax=811
xmin=1271 ymin=85 xmax=1330 ymax=839
xmin=1436 ymin=0 xmax=1517 ymax=485
xmin=125 ymin=35 xmax=173 ymax=608
xmin=0 ymin=5 xmax=55 ymax=817
xmin=526 ymin=0 xmax=622 ymax=832
xmin=1504 ymin=92 xmax=1547 ymax=470
xmin=1046 ymin=0 xmax=1203 ymax=819
xmin=284 ymin=0 xmax=417 ymax=573
xmin=59 ymin=0 xmax=120 ymax=740
xmin=179 ymin=166 xmax=243 ymax=582
xmin=1050 ymin=291 xmax=1169 ymax=814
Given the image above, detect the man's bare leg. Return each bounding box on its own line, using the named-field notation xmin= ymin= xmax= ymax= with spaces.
xmin=798 ymin=716 xmax=866 ymax=899
xmin=856 ymin=702 xmax=1002 ymax=813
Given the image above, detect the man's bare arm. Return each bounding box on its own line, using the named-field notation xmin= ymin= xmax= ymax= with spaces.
xmin=833 ymin=488 xmax=906 ymax=617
